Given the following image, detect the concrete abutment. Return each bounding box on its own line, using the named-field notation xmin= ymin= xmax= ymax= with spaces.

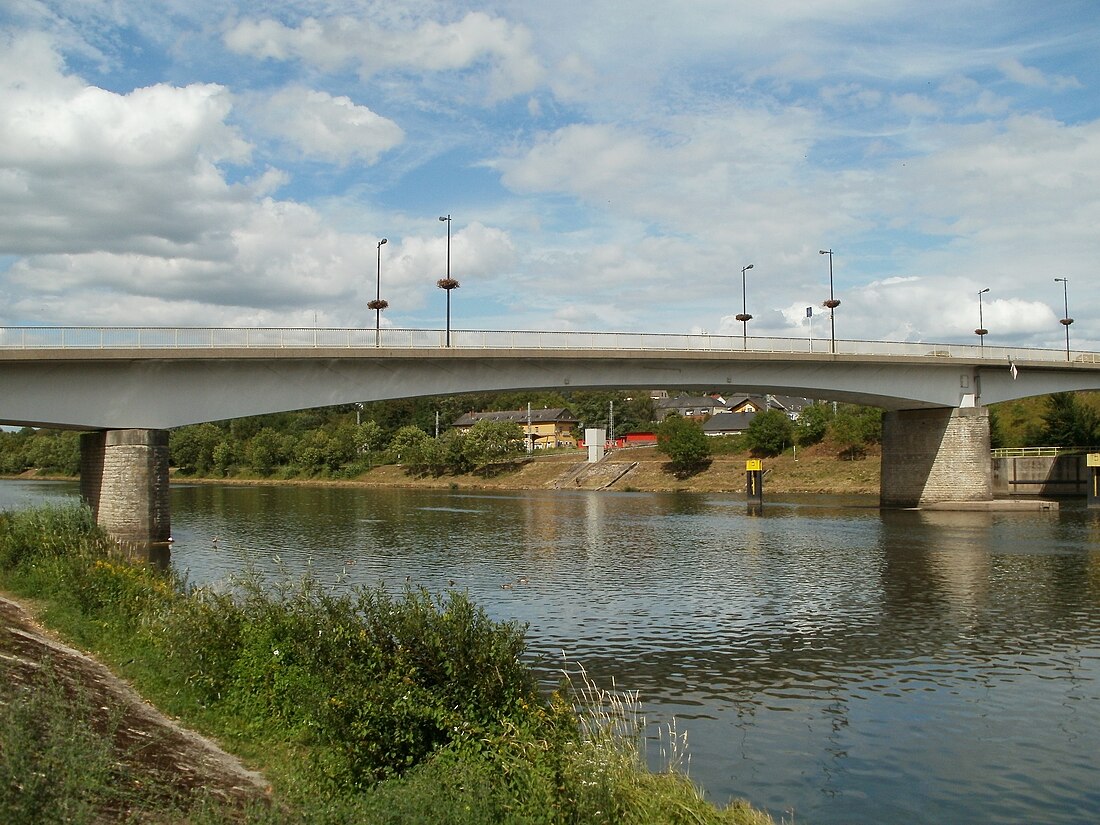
xmin=880 ymin=407 xmax=992 ymax=507
xmin=80 ymin=429 xmax=171 ymax=545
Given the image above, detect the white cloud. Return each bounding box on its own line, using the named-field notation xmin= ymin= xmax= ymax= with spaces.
xmin=248 ymin=86 xmax=404 ymax=164
xmin=224 ymin=11 xmax=544 ymax=101
xmin=0 ymin=33 xmax=253 ymax=259
xmin=998 ymin=57 xmax=1081 ymax=91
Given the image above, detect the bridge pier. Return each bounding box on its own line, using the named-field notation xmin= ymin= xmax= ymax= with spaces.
xmin=880 ymin=407 xmax=992 ymax=507
xmin=80 ymin=429 xmax=171 ymax=545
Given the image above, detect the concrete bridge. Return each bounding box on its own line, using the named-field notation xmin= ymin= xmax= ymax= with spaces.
xmin=4 ymin=326 xmax=1100 ymax=544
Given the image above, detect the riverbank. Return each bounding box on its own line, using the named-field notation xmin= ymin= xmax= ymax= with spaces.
xmin=6 ymin=442 xmax=881 ymax=496
xmin=0 ymin=505 xmax=775 ymax=825
xmin=161 ymin=443 xmax=882 ymax=496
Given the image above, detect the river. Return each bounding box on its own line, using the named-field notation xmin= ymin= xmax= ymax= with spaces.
xmin=3 ymin=478 xmax=1099 ymax=824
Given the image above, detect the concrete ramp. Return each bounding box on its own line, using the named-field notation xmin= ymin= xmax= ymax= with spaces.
xmin=554 ymin=461 xmax=638 ymax=490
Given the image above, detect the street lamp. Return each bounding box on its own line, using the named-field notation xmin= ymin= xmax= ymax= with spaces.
xmin=1055 ymin=277 xmax=1073 ymax=361
xmin=819 ymin=249 xmax=841 ymax=354
xmin=736 ymin=263 xmax=754 ymax=350
xmin=975 ymin=287 xmax=990 ymax=352
xmin=367 ymin=238 xmax=388 ymax=347
xmin=437 ymin=215 xmax=459 ymax=347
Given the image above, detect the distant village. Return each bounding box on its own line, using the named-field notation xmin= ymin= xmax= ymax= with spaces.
xmin=451 ymin=392 xmax=810 ymax=450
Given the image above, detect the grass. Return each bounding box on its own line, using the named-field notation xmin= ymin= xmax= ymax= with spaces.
xmin=0 ymin=661 xmax=274 ymax=825
xmin=0 ymin=504 xmax=775 ymax=824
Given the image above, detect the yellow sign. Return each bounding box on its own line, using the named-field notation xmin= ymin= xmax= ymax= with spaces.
xmin=1087 ymin=453 xmax=1100 ymax=467
xmin=746 ymin=459 xmax=762 ymax=471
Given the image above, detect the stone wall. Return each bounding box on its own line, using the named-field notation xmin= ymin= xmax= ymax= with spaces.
xmin=79 ymin=429 xmax=171 ymax=544
xmin=881 ymin=407 xmax=992 ymax=507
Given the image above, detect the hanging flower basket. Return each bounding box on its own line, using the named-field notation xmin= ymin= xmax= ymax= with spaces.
xmin=1061 ymin=317 xmax=1074 ymax=326
xmin=367 ymin=299 xmax=389 ymax=311
xmin=824 ymin=298 xmax=841 ymax=309
xmin=437 ymin=278 xmax=460 ymax=290
xmin=735 ymin=313 xmax=753 ymax=322
xmin=974 ymin=328 xmax=988 ymax=336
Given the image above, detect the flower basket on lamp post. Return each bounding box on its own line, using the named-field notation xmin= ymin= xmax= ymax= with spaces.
xmin=438 ymin=278 xmax=460 ymax=347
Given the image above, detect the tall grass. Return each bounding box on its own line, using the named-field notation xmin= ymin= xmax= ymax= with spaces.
xmin=0 ymin=504 xmax=774 ymax=824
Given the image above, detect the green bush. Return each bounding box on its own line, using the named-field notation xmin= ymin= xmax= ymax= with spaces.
xmin=656 ymin=414 xmax=711 ymax=471
xmin=0 ymin=504 xmax=103 ymax=570
xmin=744 ymin=410 xmax=793 ymax=457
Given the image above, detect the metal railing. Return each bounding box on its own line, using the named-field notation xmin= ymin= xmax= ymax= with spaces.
xmin=0 ymin=325 xmax=1092 ymax=363
xmin=991 ymin=446 xmax=1100 ymax=458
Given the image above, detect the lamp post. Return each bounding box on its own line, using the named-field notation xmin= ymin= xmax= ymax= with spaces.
xmin=736 ymin=263 xmax=754 ymax=350
xmin=819 ymin=249 xmax=840 ymax=354
xmin=367 ymin=238 xmax=388 ymax=347
xmin=1055 ymin=277 xmax=1073 ymax=361
xmin=975 ymin=287 xmax=990 ymax=352
xmin=436 ymin=215 xmax=459 ymax=347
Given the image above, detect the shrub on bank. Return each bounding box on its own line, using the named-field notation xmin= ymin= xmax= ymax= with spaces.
xmin=0 ymin=504 xmax=773 ymax=824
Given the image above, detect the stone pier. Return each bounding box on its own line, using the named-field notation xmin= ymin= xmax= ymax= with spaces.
xmin=880 ymin=407 xmax=992 ymax=507
xmin=80 ymin=429 xmax=171 ymax=544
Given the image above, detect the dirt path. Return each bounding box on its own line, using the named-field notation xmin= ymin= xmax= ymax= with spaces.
xmin=0 ymin=595 xmax=270 ymax=809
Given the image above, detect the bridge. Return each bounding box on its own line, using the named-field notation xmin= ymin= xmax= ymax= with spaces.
xmin=4 ymin=326 xmax=1100 ymax=544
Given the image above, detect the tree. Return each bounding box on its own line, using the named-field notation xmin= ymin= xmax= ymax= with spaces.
xmin=462 ymin=420 xmax=524 ymax=469
xmin=438 ymin=429 xmax=471 ymax=474
xmin=620 ymin=394 xmax=658 ymax=433
xmin=568 ymin=391 xmax=621 ymax=432
xmin=170 ymin=423 xmax=224 ymax=474
xmin=21 ymin=430 xmax=81 ymax=475
xmin=248 ymin=428 xmax=285 ymax=476
xmin=1041 ymin=392 xmax=1099 ymax=447
xmin=212 ymin=441 xmax=233 ymax=477
xmin=745 ymin=409 xmax=794 ymax=456
xmin=293 ymin=430 xmax=331 ymax=474
xmin=656 ymin=414 xmax=711 ymax=471
xmin=830 ymin=404 xmax=883 ymax=459
xmin=324 ymin=422 xmax=360 ymax=470
xmin=357 ymin=420 xmax=387 ymax=455
xmin=389 ymin=426 xmax=431 ymax=464
xmin=795 ymin=403 xmax=831 ymax=447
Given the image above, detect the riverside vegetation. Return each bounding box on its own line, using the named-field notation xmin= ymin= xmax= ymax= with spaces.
xmin=0 ymin=505 xmax=774 ymax=825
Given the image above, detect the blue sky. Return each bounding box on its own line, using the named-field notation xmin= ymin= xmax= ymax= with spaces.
xmin=2 ymin=1 xmax=1099 ymax=351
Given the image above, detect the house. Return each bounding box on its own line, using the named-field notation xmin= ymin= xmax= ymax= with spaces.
xmin=655 ymin=394 xmax=728 ymax=421
xmin=702 ymin=411 xmax=757 ymax=437
xmin=767 ymin=395 xmax=810 ymax=419
xmin=723 ymin=395 xmax=768 ymax=414
xmin=452 ymin=407 xmax=579 ymax=449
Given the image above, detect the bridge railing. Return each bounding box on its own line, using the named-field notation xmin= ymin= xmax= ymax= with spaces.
xmin=0 ymin=325 xmax=1089 ymax=363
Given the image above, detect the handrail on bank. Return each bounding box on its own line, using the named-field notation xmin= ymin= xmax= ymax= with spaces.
xmin=0 ymin=325 xmax=1095 ymax=364
xmin=991 ymin=446 xmax=1100 ymax=458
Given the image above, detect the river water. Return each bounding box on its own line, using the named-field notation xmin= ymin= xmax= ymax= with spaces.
xmin=3 ymin=479 xmax=1099 ymax=824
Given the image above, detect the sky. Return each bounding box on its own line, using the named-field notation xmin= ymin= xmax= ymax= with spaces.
xmin=2 ymin=1 xmax=1099 ymax=352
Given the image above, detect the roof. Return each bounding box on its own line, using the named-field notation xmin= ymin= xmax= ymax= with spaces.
xmin=452 ymin=407 xmax=579 ymax=427
xmin=768 ymin=395 xmax=810 ymax=413
xmin=702 ymin=411 xmax=757 ymax=434
xmin=655 ymin=394 xmax=727 ymax=410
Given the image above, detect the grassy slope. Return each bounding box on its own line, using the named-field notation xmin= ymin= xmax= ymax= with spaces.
xmin=332 ymin=442 xmax=881 ymax=496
